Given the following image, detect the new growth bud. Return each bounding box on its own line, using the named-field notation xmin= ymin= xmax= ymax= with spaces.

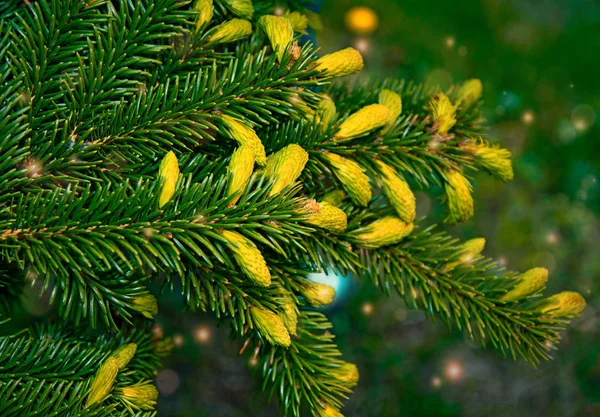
xmin=536 ymin=291 xmax=586 ymax=318
xmin=110 ymin=343 xmax=137 ymax=370
xmin=250 ymin=306 xmax=291 ymax=347
xmin=133 ymin=294 xmax=158 ymax=319
xmin=456 ymin=78 xmax=483 ymax=107
xmin=207 ymin=19 xmax=252 ymax=44
xmin=322 ymin=189 xmax=346 ymax=207
xmin=264 ymin=144 xmax=308 ymax=196
xmin=304 ymin=200 xmax=348 ymax=234
xmin=279 ymin=294 xmax=298 ymax=336
xmin=258 ymin=15 xmax=294 ymax=63
xmin=324 ymin=152 xmax=372 ymax=207
xmin=317 ymin=94 xmax=337 ymax=131
xmin=226 ymin=145 xmax=255 ymax=205
xmin=333 ymin=104 xmax=390 ymax=141
xmin=227 ymin=0 xmax=254 ymax=19
xmin=221 ymin=230 xmax=271 ymax=286
xmin=194 ymin=0 xmax=213 ymax=32
xmin=116 ymin=381 xmax=159 ymax=411
xmin=317 ymin=402 xmax=344 ymax=417
xmin=314 ymin=47 xmax=364 ymax=78
xmin=378 ymin=89 xmax=402 ymax=134
xmin=443 ymin=169 xmax=474 ymax=224
xmin=353 ymin=216 xmax=414 ymax=248
xmin=86 ymin=357 xmax=119 ymax=407
xmin=428 ymin=93 xmax=457 ymax=135
xmin=158 ymin=151 xmax=179 ymax=208
xmin=285 ymin=11 xmax=309 ymax=34
xmin=332 ymin=362 xmax=360 ymax=387
xmin=376 ymin=160 xmax=415 ymax=223
xmin=465 ymin=140 xmax=514 ymax=182
xmin=301 ymin=281 xmax=336 ymax=307
xmin=500 ymin=267 xmax=548 ymax=301
xmin=221 ymin=115 xmax=267 ymax=165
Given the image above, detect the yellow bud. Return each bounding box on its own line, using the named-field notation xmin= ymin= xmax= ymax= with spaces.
xmin=226 ymin=0 xmax=254 ymax=19
xmin=279 ymin=294 xmax=298 ymax=336
xmin=537 ymin=291 xmax=586 ymax=317
xmin=314 ymin=47 xmax=364 ymax=78
xmin=322 ymin=189 xmax=346 ymax=207
xmin=379 ymin=89 xmax=402 ymax=134
xmin=221 ymin=230 xmax=271 ymax=286
xmin=332 ymin=362 xmax=359 ymax=387
xmin=499 ymin=267 xmax=548 ymax=301
xmin=250 ymin=305 xmax=291 ymax=347
xmin=158 ymin=151 xmax=179 ymax=207
xmin=133 ymin=294 xmax=158 ymax=319
xmin=226 ymin=145 xmax=255 ymax=205
xmin=316 ymin=402 xmax=344 ymax=417
xmin=376 ymin=161 xmax=415 ymax=223
xmin=456 ymin=78 xmax=482 ymax=107
xmin=85 ymin=357 xmax=119 ymax=407
xmin=324 ymin=152 xmax=371 ymax=207
xmin=317 ymin=94 xmax=336 ymax=131
xmin=116 ymin=381 xmax=158 ymax=411
xmin=258 ymin=15 xmax=294 ymax=63
xmin=110 ymin=343 xmax=137 ymax=370
xmin=466 ymin=140 xmax=514 ymax=182
xmin=301 ymin=281 xmax=336 ymax=307
xmin=304 ymin=200 xmax=348 ymax=234
xmin=428 ymin=93 xmax=456 ymax=135
xmin=353 ymin=216 xmax=414 ymax=249
xmin=206 ymin=19 xmax=252 ymax=44
xmin=334 ymin=104 xmax=390 ymax=141
xmin=264 ymin=144 xmax=308 ymax=196
xmin=443 ymin=237 xmax=486 ymax=271
xmin=285 ymin=11 xmax=309 ymax=34
xmin=153 ymin=337 xmax=175 ymax=357
xmin=194 ymin=0 xmax=213 ymax=32
xmin=443 ymin=169 xmax=474 ymax=225
xmin=221 ymin=115 xmax=266 ymax=165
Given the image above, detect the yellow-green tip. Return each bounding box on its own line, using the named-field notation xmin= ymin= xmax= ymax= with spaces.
xmin=158 ymin=151 xmax=179 ymax=208
xmin=301 ymin=281 xmax=336 ymax=307
xmin=110 ymin=343 xmax=137 ymax=370
xmin=250 ymin=306 xmax=291 ymax=347
xmin=85 ymin=357 xmax=119 ymax=408
xmin=314 ymin=47 xmax=364 ymax=78
xmin=537 ymin=291 xmax=586 ymax=318
xmin=499 ymin=267 xmax=548 ymax=301
xmin=116 ymin=381 xmax=159 ymax=411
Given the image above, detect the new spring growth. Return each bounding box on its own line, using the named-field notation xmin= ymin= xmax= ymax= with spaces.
xmin=499 ymin=267 xmax=548 ymax=301
xmin=258 ymin=15 xmax=294 ymax=63
xmin=85 ymin=357 xmax=119 ymax=407
xmin=331 ymin=362 xmax=360 ymax=387
xmin=285 ymin=11 xmax=309 ymax=34
xmin=317 ymin=94 xmax=336 ymax=131
xmin=153 ymin=337 xmax=175 ymax=357
xmin=317 ymin=402 xmax=344 ymax=417
xmin=456 ymin=78 xmax=483 ymax=108
xmin=133 ymin=294 xmax=158 ymax=319
xmin=264 ymin=144 xmax=308 ymax=196
xmin=376 ymin=160 xmax=416 ymax=223
xmin=536 ymin=291 xmax=586 ymax=318
xmin=314 ymin=47 xmax=364 ymax=78
xmin=250 ymin=306 xmax=291 ymax=347
xmin=110 ymin=343 xmax=137 ymax=369
xmin=428 ymin=93 xmax=457 ymax=135
xmin=220 ymin=115 xmax=266 ymax=165
xmin=206 ymin=19 xmax=252 ymax=44
xmin=226 ymin=145 xmax=255 ymax=205
xmin=194 ymin=0 xmax=213 ymax=32
xmin=442 ymin=237 xmax=486 ymax=271
xmin=158 ymin=151 xmax=179 ymax=208
xmin=303 ymin=199 xmax=348 ymax=234
xmin=116 ymin=381 xmax=159 ymax=411
xmin=353 ymin=216 xmax=414 ymax=248
xmin=465 ymin=139 xmax=514 ymax=182
xmin=279 ymin=294 xmax=298 ymax=336
xmin=221 ymin=230 xmax=271 ymax=286
xmin=322 ymin=189 xmax=346 ymax=206
xmin=379 ymin=89 xmax=402 ymax=134
xmin=324 ymin=152 xmax=372 ymax=207
xmin=301 ymin=281 xmax=336 ymax=307
xmin=227 ymin=0 xmax=254 ymax=19
xmin=333 ymin=104 xmax=390 ymax=141
xmin=444 ymin=169 xmax=474 ymax=224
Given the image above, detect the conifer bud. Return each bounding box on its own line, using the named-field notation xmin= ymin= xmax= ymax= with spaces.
xmin=258 ymin=15 xmax=294 ymax=63
xmin=333 ymin=104 xmax=390 ymax=141
xmin=226 ymin=145 xmax=255 ymax=205
xmin=221 ymin=230 xmax=271 ymax=286
xmin=227 ymin=0 xmax=254 ymax=19
xmin=116 ymin=381 xmax=158 ymax=411
xmin=379 ymin=89 xmax=402 ymax=134
xmin=86 ymin=357 xmax=119 ymax=407
xmin=428 ymin=93 xmax=457 ymax=135
xmin=110 ymin=343 xmax=137 ymax=370
xmin=317 ymin=94 xmax=336 ymax=131
xmin=331 ymin=362 xmax=360 ymax=387
xmin=194 ymin=0 xmax=213 ymax=32
xmin=376 ymin=160 xmax=415 ymax=223
xmin=264 ymin=144 xmax=308 ymax=196
xmin=317 ymin=402 xmax=344 ymax=417
xmin=323 ymin=152 xmax=372 ymax=207
xmin=300 ymin=281 xmax=336 ymax=307
xmin=158 ymin=151 xmax=179 ymax=208
xmin=456 ymin=78 xmax=483 ymax=107
xmin=285 ymin=11 xmax=309 ymax=34
xmin=153 ymin=337 xmax=175 ymax=357
xmin=304 ymin=200 xmax=348 ymax=234
xmin=353 ymin=216 xmax=414 ymax=248
xmin=221 ymin=115 xmax=266 ymax=165
xmin=206 ymin=19 xmax=252 ymax=44
xmin=322 ymin=189 xmax=346 ymax=207
xmin=133 ymin=294 xmax=158 ymax=319
xmin=250 ymin=306 xmax=291 ymax=347
xmin=443 ymin=169 xmax=474 ymax=224
xmin=279 ymin=295 xmax=298 ymax=336
xmin=499 ymin=267 xmax=548 ymax=301
xmin=314 ymin=47 xmax=364 ymax=78
xmin=443 ymin=237 xmax=486 ymax=271
xmin=465 ymin=141 xmax=514 ymax=182
xmin=536 ymin=291 xmax=586 ymax=317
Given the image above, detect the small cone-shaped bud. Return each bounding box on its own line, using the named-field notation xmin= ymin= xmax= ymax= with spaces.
xmin=332 ymin=362 xmax=359 ymax=387
xmin=264 ymin=144 xmax=309 ymax=196
xmin=258 ymin=15 xmax=294 ymax=63
xmin=428 ymin=93 xmax=457 ymax=135
xmin=379 ymin=89 xmax=402 ymax=134
xmin=250 ymin=306 xmax=291 ymax=347
xmin=226 ymin=0 xmax=254 ymax=19
xmin=206 ymin=19 xmax=252 ymax=44
xmin=116 ymin=381 xmax=158 ymax=411
xmin=443 ymin=237 xmax=486 ymax=271
xmin=285 ymin=11 xmax=309 ymax=34
xmin=456 ymin=78 xmax=482 ymax=107
xmin=353 ymin=216 xmax=414 ymax=248
xmin=314 ymin=47 xmax=364 ymax=78
xmin=301 ymin=281 xmax=336 ymax=307
xmin=324 ymin=152 xmax=372 ymax=207
xmin=317 ymin=94 xmax=336 ymax=131
xmin=133 ymin=294 xmax=158 ymax=319
xmin=536 ymin=291 xmax=586 ymax=317
xmin=195 ymin=0 xmax=213 ymax=32
xmin=86 ymin=357 xmax=119 ymax=407
xmin=221 ymin=230 xmax=271 ymax=286
xmin=465 ymin=140 xmax=514 ymax=182
xmin=316 ymin=402 xmax=344 ymax=417
xmin=376 ymin=160 xmax=415 ymax=223
xmin=499 ymin=267 xmax=548 ymax=301
xmin=303 ymin=199 xmax=348 ymax=234
xmin=322 ymin=189 xmax=346 ymax=207
xmin=290 ymin=94 xmax=315 ymax=119
xmin=110 ymin=343 xmax=137 ymax=370
xmin=158 ymin=151 xmax=179 ymax=208
xmin=333 ymin=104 xmax=390 ymax=141
xmin=153 ymin=337 xmax=175 ymax=357
xmin=279 ymin=294 xmax=298 ymax=336
xmin=226 ymin=145 xmax=255 ymax=205
xmin=221 ymin=115 xmax=266 ymax=165
xmin=444 ymin=169 xmax=474 ymax=224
